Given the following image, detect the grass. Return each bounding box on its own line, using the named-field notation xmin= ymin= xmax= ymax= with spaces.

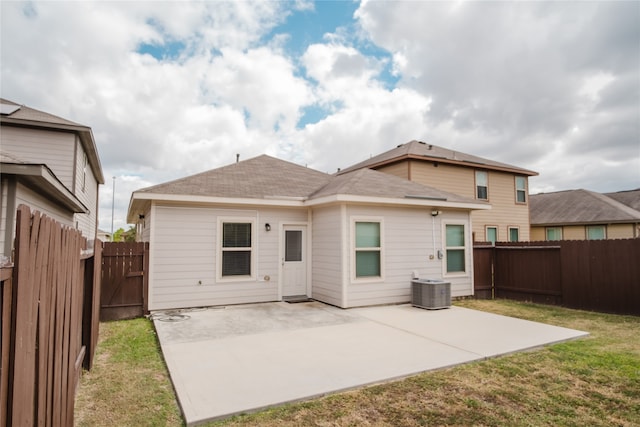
xmin=75 ymin=300 xmax=640 ymax=426
xmin=74 ymin=318 xmax=182 ymax=426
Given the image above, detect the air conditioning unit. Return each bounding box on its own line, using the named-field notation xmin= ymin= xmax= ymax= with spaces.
xmin=411 ymin=279 xmax=451 ymax=309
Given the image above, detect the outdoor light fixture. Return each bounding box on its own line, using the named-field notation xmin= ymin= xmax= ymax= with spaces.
xmin=431 ymin=210 xmax=441 ymax=217
xmin=265 ymin=223 xmax=271 ymax=232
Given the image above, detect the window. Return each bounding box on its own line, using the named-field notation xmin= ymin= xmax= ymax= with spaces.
xmin=515 ymin=176 xmax=527 ymax=203
xmin=586 ymin=225 xmax=606 ymax=240
xmin=509 ymin=227 xmax=520 ymax=242
xmin=82 ymin=152 xmax=87 ymax=192
xmin=546 ymin=227 xmax=562 ymax=241
xmin=486 ymin=226 xmax=497 ymax=244
xmin=285 ymin=230 xmax=302 ymax=262
xmin=445 ymin=224 xmax=466 ymax=273
xmin=221 ymin=222 xmax=252 ymax=276
xmin=355 ymin=221 xmax=381 ymax=278
xmin=476 ymin=171 xmax=488 ymax=200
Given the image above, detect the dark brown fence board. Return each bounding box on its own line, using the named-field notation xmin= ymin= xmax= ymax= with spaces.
xmin=474 ymin=239 xmax=640 ymax=316
xmin=0 ymin=204 xmax=101 ymax=425
xmin=0 ymin=267 xmax=13 ymax=426
xmin=101 ymin=242 xmax=148 ymax=321
xmin=473 ymin=245 xmax=494 ymax=299
xmin=494 ymin=245 xmax=562 ymax=305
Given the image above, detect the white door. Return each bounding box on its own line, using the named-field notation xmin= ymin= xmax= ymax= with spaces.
xmin=282 ymin=225 xmax=307 ymax=297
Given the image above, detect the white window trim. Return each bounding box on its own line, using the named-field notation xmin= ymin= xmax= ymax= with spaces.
xmin=217 ymin=217 xmax=256 ymax=282
xmin=546 ymin=226 xmax=563 ymax=241
xmin=486 ymin=225 xmax=498 ymax=244
xmin=586 ymin=225 xmax=606 ymax=240
xmin=515 ymin=176 xmax=527 ymax=204
xmin=475 ymin=170 xmax=489 ymax=201
xmin=442 ymin=220 xmax=470 ymax=278
xmin=350 ymin=216 xmax=385 ymax=283
xmin=508 ymin=226 xmax=520 ymax=242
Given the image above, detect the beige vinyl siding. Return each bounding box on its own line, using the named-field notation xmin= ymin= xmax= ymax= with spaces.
xmin=310 ymin=205 xmax=344 ymax=307
xmin=563 ymin=225 xmax=586 ymax=240
xmin=378 ymin=160 xmax=532 ymax=242
xmin=471 ymin=171 xmax=531 ymax=241
xmin=344 ymin=206 xmax=473 ymax=308
xmin=376 ymin=162 xmax=409 ymax=180
xmin=149 ymin=204 xmax=308 ymax=310
xmin=530 ymin=226 xmax=546 ymax=241
xmin=409 ymin=162 xmax=475 ymax=198
xmin=607 ymin=223 xmax=636 ymax=239
xmin=0 ymin=126 xmax=76 ymax=188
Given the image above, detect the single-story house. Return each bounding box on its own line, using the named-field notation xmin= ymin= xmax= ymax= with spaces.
xmin=530 ymin=188 xmax=640 ymax=241
xmin=127 ymin=155 xmax=489 ymax=310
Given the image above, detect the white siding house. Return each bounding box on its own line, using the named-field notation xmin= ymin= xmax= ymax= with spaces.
xmin=0 ymin=99 xmax=104 ymax=257
xmin=128 ymin=155 xmax=488 ymax=310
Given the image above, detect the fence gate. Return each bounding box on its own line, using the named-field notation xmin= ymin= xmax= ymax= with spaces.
xmin=101 ymin=242 xmax=149 ymax=321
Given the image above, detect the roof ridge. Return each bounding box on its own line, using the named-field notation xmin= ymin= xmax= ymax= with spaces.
xmin=588 ymin=190 xmax=640 ymax=218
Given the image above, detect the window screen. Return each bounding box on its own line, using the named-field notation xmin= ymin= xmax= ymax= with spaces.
xmin=222 ymin=223 xmax=251 ymax=276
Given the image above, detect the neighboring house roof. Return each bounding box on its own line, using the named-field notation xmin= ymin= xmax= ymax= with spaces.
xmin=605 ymin=188 xmax=640 ymax=211
xmin=0 ymin=98 xmax=105 ymax=184
xmin=338 ymin=140 xmax=538 ymax=176
xmin=530 ymin=189 xmax=640 ymax=226
xmin=128 ymin=155 xmax=488 ymax=222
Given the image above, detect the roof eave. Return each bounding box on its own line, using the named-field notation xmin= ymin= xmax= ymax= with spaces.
xmin=306 ymin=194 xmax=491 ymax=210
xmin=1 ymin=162 xmax=89 ymax=213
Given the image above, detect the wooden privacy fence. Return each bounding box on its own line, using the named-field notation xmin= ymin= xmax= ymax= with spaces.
xmin=101 ymin=242 xmax=149 ymax=321
xmin=474 ymin=239 xmax=640 ymax=316
xmin=0 ymin=205 xmax=101 ymax=426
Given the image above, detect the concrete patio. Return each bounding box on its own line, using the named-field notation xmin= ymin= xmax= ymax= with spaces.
xmin=153 ymin=301 xmax=588 ymax=426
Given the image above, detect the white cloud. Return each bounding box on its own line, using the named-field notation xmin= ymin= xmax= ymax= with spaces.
xmin=2 ymin=0 xmax=638 ymax=230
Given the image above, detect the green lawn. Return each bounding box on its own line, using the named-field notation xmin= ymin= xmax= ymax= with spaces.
xmin=75 ymin=300 xmax=640 ymax=426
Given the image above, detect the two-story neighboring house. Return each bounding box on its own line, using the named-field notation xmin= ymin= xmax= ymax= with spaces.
xmin=0 ymin=98 xmax=104 ymax=257
xmin=339 ymin=140 xmax=538 ymax=242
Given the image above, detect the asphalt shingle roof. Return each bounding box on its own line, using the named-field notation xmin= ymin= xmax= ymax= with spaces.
xmin=135 ymin=154 xmax=480 ymax=205
xmin=338 ymin=140 xmax=538 ymax=176
xmin=0 ymin=98 xmax=85 ymax=127
xmin=605 ymin=188 xmax=640 ymax=211
xmin=530 ymin=189 xmax=640 ymax=225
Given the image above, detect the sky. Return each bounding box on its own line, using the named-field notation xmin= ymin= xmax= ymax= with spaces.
xmin=1 ymin=0 xmax=639 ymax=232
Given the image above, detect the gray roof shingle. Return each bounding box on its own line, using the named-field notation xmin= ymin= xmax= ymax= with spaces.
xmin=338 ymin=140 xmax=538 ymax=176
xmin=134 ymin=154 xmax=480 ymax=205
xmin=530 ymin=189 xmax=640 ymax=225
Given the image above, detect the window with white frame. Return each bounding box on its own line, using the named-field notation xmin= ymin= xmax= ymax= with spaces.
xmin=220 ymin=221 xmax=253 ymax=277
xmin=445 ymin=223 xmax=466 ymax=274
xmin=354 ymin=220 xmax=382 ymax=278
xmin=476 ymin=171 xmax=488 ymax=200
xmin=546 ymin=227 xmax=562 ymax=241
xmin=586 ymin=225 xmax=606 ymax=240
xmin=515 ymin=176 xmax=527 ymax=203
xmin=509 ymin=227 xmax=520 ymax=242
xmin=486 ymin=226 xmax=497 ymax=244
